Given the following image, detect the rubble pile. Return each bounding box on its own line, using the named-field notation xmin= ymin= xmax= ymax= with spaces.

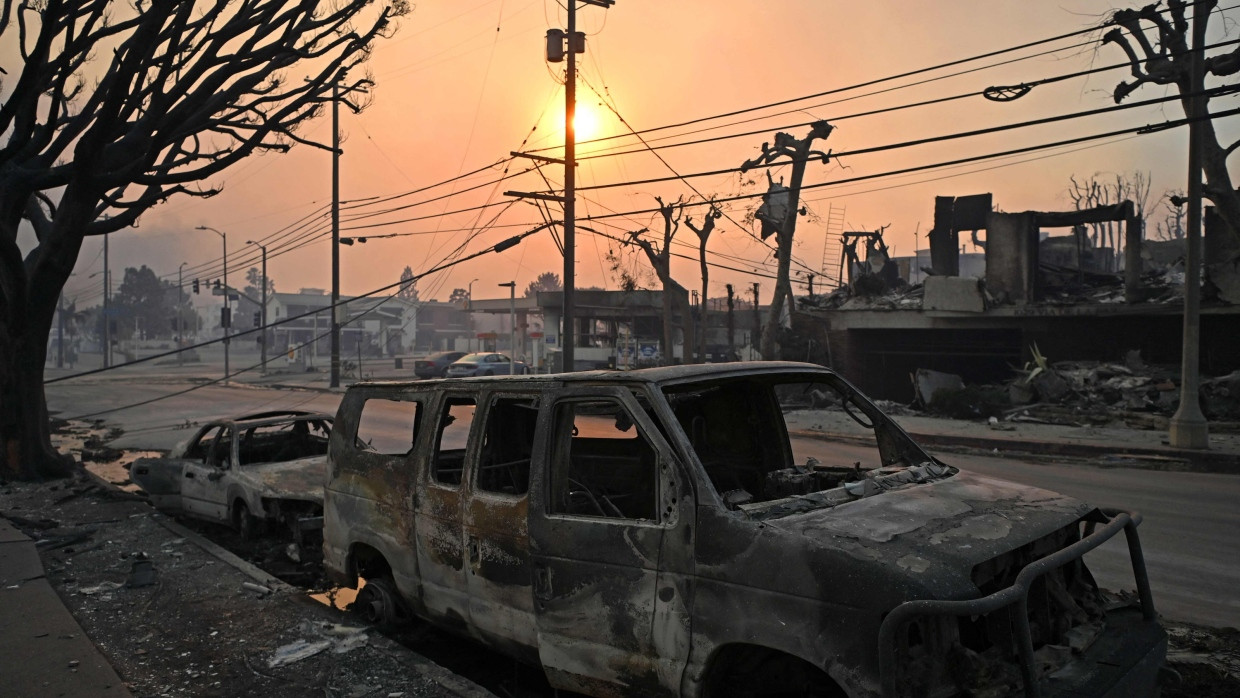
xmin=917 ymin=351 xmax=1240 ymax=428
xmin=1039 ymin=265 xmax=1186 ymax=306
xmin=799 ymin=283 xmax=924 ymax=311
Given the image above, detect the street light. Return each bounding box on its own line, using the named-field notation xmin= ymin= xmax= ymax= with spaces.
xmin=246 ymin=240 xmax=268 ymax=375
xmin=499 ymin=281 xmax=516 ymax=366
xmin=196 ymin=225 xmax=229 ymax=382
xmin=467 ymin=279 xmax=479 ymax=351
xmin=177 ymin=262 xmax=187 ymax=366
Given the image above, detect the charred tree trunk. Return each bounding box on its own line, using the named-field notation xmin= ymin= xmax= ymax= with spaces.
xmin=0 ymin=203 xmax=84 ymax=480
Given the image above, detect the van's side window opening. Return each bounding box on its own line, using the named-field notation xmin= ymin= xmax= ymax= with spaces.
xmin=475 ymin=396 xmax=538 ymax=495
xmin=432 ymin=397 xmax=475 ymax=486
xmin=355 ymin=398 xmax=422 ymax=455
xmin=549 ymin=399 xmax=658 ymax=520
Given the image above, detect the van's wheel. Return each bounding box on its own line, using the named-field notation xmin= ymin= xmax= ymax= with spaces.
xmin=353 ymin=577 xmax=405 ymax=629
xmin=233 ymin=501 xmax=264 ymax=541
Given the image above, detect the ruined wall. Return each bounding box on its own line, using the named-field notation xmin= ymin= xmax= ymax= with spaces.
xmin=985 ymin=212 xmax=1039 ymax=304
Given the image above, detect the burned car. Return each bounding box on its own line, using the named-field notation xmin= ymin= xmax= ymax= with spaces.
xmin=323 ymin=363 xmax=1163 ymax=698
xmin=132 ymin=410 xmax=332 ymax=540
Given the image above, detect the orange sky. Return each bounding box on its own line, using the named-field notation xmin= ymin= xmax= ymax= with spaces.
xmin=55 ymin=1 xmax=1238 ymax=308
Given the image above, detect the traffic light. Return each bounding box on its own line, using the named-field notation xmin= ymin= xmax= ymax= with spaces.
xmin=253 ymin=311 xmax=261 ymax=327
xmin=213 ymin=279 xmax=221 ymax=290
xmin=221 ymin=307 xmax=231 ymax=328
xmin=192 ymin=279 xmax=200 ymax=294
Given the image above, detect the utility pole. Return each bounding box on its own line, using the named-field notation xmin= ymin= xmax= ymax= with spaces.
xmin=331 ymin=80 xmax=341 ymax=388
xmin=751 ymin=282 xmax=760 ymax=360
xmin=197 ymin=226 xmax=229 ymax=382
xmin=1170 ymin=7 xmax=1209 ymax=449
xmin=247 ymin=241 xmax=268 ymax=374
xmin=103 ymin=233 xmax=110 ymax=368
xmin=499 ymin=281 xmax=516 ymax=365
xmin=740 ymin=121 xmax=834 ymax=359
xmin=325 ymin=76 xmax=370 ymax=388
xmin=726 ymin=284 xmax=735 ymax=360
xmin=177 ymin=262 xmax=187 ymax=366
xmin=530 ymin=0 xmax=613 ymax=373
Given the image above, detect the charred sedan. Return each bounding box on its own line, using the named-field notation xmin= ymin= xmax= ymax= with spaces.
xmin=323 ymin=363 xmax=1164 ymax=698
xmin=131 ymin=411 xmax=332 ymax=540
xmin=444 ymin=352 xmax=528 ymax=377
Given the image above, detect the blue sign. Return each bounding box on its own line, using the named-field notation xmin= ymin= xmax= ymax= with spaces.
xmin=545 ymin=335 xmax=556 ymax=345
xmin=639 ymin=343 xmax=657 ymax=358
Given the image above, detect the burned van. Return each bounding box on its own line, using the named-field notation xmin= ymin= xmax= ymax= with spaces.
xmin=323 ymin=362 xmax=1164 ymax=698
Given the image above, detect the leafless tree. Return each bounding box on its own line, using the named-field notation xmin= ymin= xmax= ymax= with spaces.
xmin=628 ymin=196 xmax=695 ymax=364
xmin=684 ymin=200 xmax=721 ymax=363
xmin=1154 ymin=189 xmax=1188 ymax=240
xmin=1066 ymin=171 xmax=1152 ymax=269
xmin=1104 ymin=0 xmax=1240 ymax=243
xmin=0 ymin=0 xmax=406 ymax=480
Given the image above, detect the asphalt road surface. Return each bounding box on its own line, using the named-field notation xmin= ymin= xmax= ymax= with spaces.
xmin=45 ymin=375 xmax=1240 ymax=628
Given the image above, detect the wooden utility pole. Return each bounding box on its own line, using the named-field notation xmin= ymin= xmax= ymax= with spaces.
xmin=725 ymin=283 xmax=735 ymax=360
xmin=740 ymin=121 xmax=833 ymax=359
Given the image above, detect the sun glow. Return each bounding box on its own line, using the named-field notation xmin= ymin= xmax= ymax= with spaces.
xmin=557 ymin=102 xmax=605 ymax=142
xmin=572 ymin=104 xmax=602 ymax=141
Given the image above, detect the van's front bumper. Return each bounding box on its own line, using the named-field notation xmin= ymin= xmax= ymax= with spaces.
xmin=878 ymin=509 xmax=1163 ymax=698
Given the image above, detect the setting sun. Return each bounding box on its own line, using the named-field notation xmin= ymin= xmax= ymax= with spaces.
xmin=557 ymin=101 xmax=605 ymax=141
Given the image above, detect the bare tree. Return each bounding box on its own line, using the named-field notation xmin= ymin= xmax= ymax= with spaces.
xmin=1155 ymin=190 xmax=1188 ymax=240
xmin=1067 ymin=171 xmax=1152 ymax=268
xmin=1 ymin=0 xmax=406 ymax=480
xmin=1104 ymin=0 xmax=1240 ymax=242
xmin=684 ymin=200 xmax=721 ymax=363
xmin=628 ymin=196 xmax=695 ymax=364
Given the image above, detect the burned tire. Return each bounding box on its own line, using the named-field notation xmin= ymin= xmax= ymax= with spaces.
xmin=233 ymin=501 xmax=264 ymax=541
xmin=352 ymin=577 xmax=406 ymax=629
xmin=707 ymin=650 xmax=842 ymax=698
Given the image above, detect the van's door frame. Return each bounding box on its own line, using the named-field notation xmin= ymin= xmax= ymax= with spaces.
xmin=528 ymin=385 xmax=694 ymax=696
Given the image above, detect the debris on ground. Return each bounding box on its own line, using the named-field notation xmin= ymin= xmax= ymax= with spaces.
xmin=908 ymin=348 xmax=1240 ymax=431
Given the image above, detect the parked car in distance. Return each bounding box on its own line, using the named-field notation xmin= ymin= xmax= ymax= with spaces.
xmin=444 ymin=352 xmax=528 ymax=377
xmin=413 ymin=350 xmax=467 ymax=379
xmin=323 ymin=363 xmax=1164 ymax=698
xmin=131 ymin=410 xmax=332 ymax=541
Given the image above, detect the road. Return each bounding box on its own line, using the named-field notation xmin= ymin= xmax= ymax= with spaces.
xmin=45 ymin=373 xmax=1240 ymax=628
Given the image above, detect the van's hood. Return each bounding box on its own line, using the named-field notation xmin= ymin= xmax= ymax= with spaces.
xmin=244 ymin=456 xmax=327 ymax=502
xmin=763 ymin=470 xmax=1094 ymax=596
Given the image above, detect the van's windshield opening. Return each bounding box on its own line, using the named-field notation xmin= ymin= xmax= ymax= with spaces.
xmin=662 ymin=374 xmax=948 ymax=515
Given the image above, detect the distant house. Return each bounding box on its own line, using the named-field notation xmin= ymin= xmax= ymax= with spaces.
xmin=267 ymin=291 xmax=417 ymax=363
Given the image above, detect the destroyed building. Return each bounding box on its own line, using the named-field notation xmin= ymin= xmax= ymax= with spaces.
xmin=797 ymin=193 xmax=1239 ymax=403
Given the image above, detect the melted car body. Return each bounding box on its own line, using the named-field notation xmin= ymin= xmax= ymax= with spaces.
xmin=323 ymin=363 xmax=1164 ymax=698
xmin=132 ymin=411 xmax=332 ymax=539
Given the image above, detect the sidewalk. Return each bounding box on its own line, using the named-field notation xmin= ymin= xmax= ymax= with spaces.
xmin=0 ymin=518 xmax=131 ymax=698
